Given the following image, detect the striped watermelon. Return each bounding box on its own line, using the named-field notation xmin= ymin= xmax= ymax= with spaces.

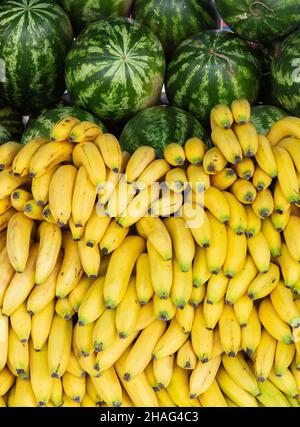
xmin=250 ymin=105 xmax=288 ymax=135
xmin=271 ymin=30 xmax=300 ymax=116
xmin=21 ymin=106 xmax=106 ymax=145
xmin=0 ymin=0 xmax=73 ymax=113
xmin=120 ymin=105 xmax=210 ymax=158
xmin=58 ymin=0 xmax=134 ymax=33
xmin=132 ymin=0 xmax=217 ymax=56
xmin=0 ymin=124 xmax=11 ymax=145
xmin=215 ymin=0 xmax=300 ymax=43
xmin=166 ymin=31 xmax=261 ymax=124
xmin=0 ymin=104 xmax=23 ymax=140
xmin=65 ymin=18 xmax=166 ymax=122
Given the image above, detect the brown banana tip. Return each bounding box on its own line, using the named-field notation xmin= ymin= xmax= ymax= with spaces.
xmin=275 ymin=209 xmax=284 ymax=214
xmin=12 ymin=191 xmax=20 ymax=199
xmin=189 ymin=393 xmax=197 ymax=399
xmin=20 ymin=338 xmax=27 ymax=344
xmin=234 ymin=156 xmax=242 ymax=164
xmin=244 ymin=173 xmax=251 ymax=180
xmin=184 ymin=362 xmax=191 ymax=369
xmin=201 ymin=357 xmax=209 ymax=363
xmin=223 ymin=219 xmax=230 ymax=225
xmin=24 ymin=204 xmax=32 ymax=212
xmin=89 ymin=274 xmax=97 ymax=279
xmin=158 ymin=383 xmax=164 ymax=390
xmin=225 ymin=300 xmax=232 ymax=305
xmin=16 ymin=368 xmax=25 ymax=375
xmin=206 ymin=300 xmax=213 ymax=305
xmin=119 ymin=332 xmax=127 ymax=339
xmin=13 ymin=172 xmax=21 ymax=177
xmin=245 ymin=348 xmax=253 ymax=357
xmin=202 ymin=242 xmax=210 ymax=249
xmin=113 ymin=401 xmax=121 ymax=407
xmin=225 ymin=273 xmax=234 ymax=279
xmin=207 ymin=164 xmax=215 ymax=172
xmin=51 ymin=372 xmax=59 ymax=378
xmin=37 ymin=401 xmax=46 ymax=407
xmin=123 ymin=373 xmax=130 ymax=382
xmin=260 ymin=210 xmax=269 ymax=218
xmin=73 ymin=396 xmax=81 ymax=403
xmin=113 ymin=168 xmax=119 ymax=173
xmin=64 ymin=315 xmax=70 ymax=320
xmin=153 ymin=386 xmax=160 ymax=392
xmin=81 ymin=351 xmax=89 ymax=357
xmin=248 ymin=293 xmax=254 ymax=300
xmin=75 ymin=223 xmax=82 ymax=228
xmin=0 ymin=164 xmax=5 ymax=170
xmin=228 ymin=351 xmax=236 ymax=357
xmin=102 ymin=247 xmax=108 ymax=256
xmin=258 ymin=376 xmax=265 ymax=382
xmin=86 ymin=241 xmax=94 ymax=248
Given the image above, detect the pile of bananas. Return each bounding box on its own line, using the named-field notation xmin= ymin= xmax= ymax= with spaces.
xmin=1 ymin=99 xmax=300 ymax=407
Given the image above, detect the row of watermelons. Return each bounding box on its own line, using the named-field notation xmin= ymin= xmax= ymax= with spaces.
xmin=0 ymin=0 xmax=299 ymax=156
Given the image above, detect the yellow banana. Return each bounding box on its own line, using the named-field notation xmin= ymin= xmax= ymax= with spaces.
xmin=153 ymin=354 xmax=174 ymax=389
xmin=261 ymin=217 xmax=282 ymax=258
xmin=62 ymin=371 xmax=85 ymax=403
xmin=10 ymin=188 xmax=32 ymax=212
xmin=204 ymin=186 xmax=230 ymax=224
xmin=192 ymin=245 xmax=211 ymax=287
xmin=91 ymin=367 xmax=122 ymax=407
xmin=274 ymin=341 xmax=295 ymax=377
xmin=223 ymin=191 xmax=247 ymax=235
xmin=115 ymin=276 xmax=140 ymax=338
xmin=12 ymin=137 xmax=49 ymax=177
xmin=268 ymin=116 xmax=300 ymax=146
xmin=29 ymin=141 xmax=74 ymax=178
xmin=233 ymin=295 xmax=253 ymax=327
xmin=206 ymin=211 xmax=227 ymax=274
xmin=84 ymin=205 xmax=110 ymax=248
xmin=224 ymin=227 xmax=247 ymax=279
xmin=247 ymin=231 xmax=271 ymax=274
xmin=50 ymin=116 xmax=80 ymax=141
xmin=247 ymin=263 xmax=280 ymax=300
xmin=77 ymin=276 xmax=104 ymax=326
xmin=268 ymin=367 xmax=299 ymax=398
xmin=136 ymin=216 xmax=172 ymax=261
xmin=273 ymin=146 xmax=299 ymax=204
xmin=0 ymin=141 xmax=22 ymax=171
xmin=135 ymin=159 xmax=171 ymax=191
xmin=231 ymin=178 xmax=257 ymax=204
xmin=31 ymin=165 xmax=58 ymax=207
xmin=165 ymin=167 xmax=188 ymax=193
xmin=184 ymin=137 xmax=207 ymax=165
xmin=177 ymin=340 xmax=197 ymax=370
xmin=81 ymin=394 xmax=97 ymax=407
xmin=163 ymin=142 xmax=186 ymax=166
xmin=125 ymin=146 xmax=156 ymax=183
xmin=23 ymin=198 xmax=44 ymax=220
xmin=234 ymin=157 xmax=255 ymax=180
xmin=10 ymin=302 xmax=31 ymax=343
xmin=29 ymin=340 xmax=52 ymax=406
xmin=189 ymin=284 xmax=206 ymax=307
xmin=41 ymin=204 xmax=56 ymax=224
xmin=68 ymin=276 xmax=93 ymax=313
xmin=77 ymin=240 xmax=100 ymax=279
xmin=255 ymin=134 xmax=277 ymax=178
xmin=189 ymin=356 xmax=221 ymax=398
xmin=274 ymin=181 xmax=291 ymax=214
xmin=203 ymin=147 xmax=227 ymax=175
xmin=216 ymin=367 xmax=258 ymax=407
xmin=48 ymin=314 xmax=72 ymax=378
xmin=210 ymin=104 xmax=233 ymax=130
xmin=258 ymin=298 xmax=293 ymax=344
xmin=222 ymin=352 xmax=260 ymax=396
xmin=254 ymin=329 xmax=276 ymax=382
xmin=278 ymin=137 xmax=300 ymax=173
xmin=181 ymin=203 xmax=211 ymax=248
xmin=69 ymin=120 xmax=102 ymax=143
xmin=105 ymin=175 xmax=136 ymax=218
xmin=0 ymin=196 xmax=11 ymax=216
xmin=203 ymin=295 xmax=224 ymax=330
xmin=0 ymin=366 xmax=14 ymax=397
xmin=100 ymin=219 xmax=129 ymax=254
xmin=50 ymin=377 xmax=63 ymax=407
xmin=171 ymin=258 xmax=193 ymax=309
xmin=284 ymin=215 xmax=300 ymax=262
xmin=191 ymin=304 xmax=213 ymax=362
xmin=164 ymin=217 xmax=194 ymax=271
xmin=71 ymin=165 xmax=96 ymax=228
xmin=206 ymin=271 xmax=228 ymax=304
xmin=270 ymin=281 xmax=300 ymax=328
xmin=135 ymin=299 xmax=155 ymax=331
xmin=14 ymin=378 xmax=36 ymax=407
xmin=0 ymin=309 xmax=8 ymax=371
xmin=233 ymin=122 xmax=258 ymax=157
xmin=198 ymin=379 xmax=228 ymax=407
xmin=219 ymin=304 xmax=241 ymax=357
xmin=252 ymin=167 xmax=273 ymax=192
xmin=8 ymin=327 xmax=29 ymax=378
xmin=257 ymin=379 xmax=290 ymax=407
xmin=176 ymin=304 xmax=194 ymax=334
xmin=211 ymin=126 xmax=243 ymax=164
xmin=72 ymin=141 xmax=106 ymax=188
xmin=167 ymin=364 xmax=200 ymax=407
xmin=0 ymin=167 xmax=29 ymax=199
xmin=153 ymin=318 xmax=189 ymax=360
xmin=147 ymin=240 xmax=172 ymax=299
xmin=31 ymin=300 xmax=55 ymax=351
xmin=55 ymin=297 xmax=74 ymax=320
xmin=225 ymin=256 xmax=257 ymax=305
xmin=93 ymin=309 xmax=117 ymax=353
xmin=245 ymin=205 xmax=261 ymax=237
xmin=252 ymin=189 xmax=274 ymax=219
xmin=149 ymin=189 xmax=183 ymax=217
xmin=241 ymin=305 xmax=261 ymax=357
xmin=94 ymin=132 xmax=122 ymax=173
xmin=153 ymin=294 xmax=175 ymax=321
xmin=231 ymin=99 xmax=251 ymax=125
xmin=271 ymin=207 xmax=291 ymax=232
xmin=187 ymin=164 xmax=210 ymax=193
xmin=135 ymin=253 xmax=154 ymax=305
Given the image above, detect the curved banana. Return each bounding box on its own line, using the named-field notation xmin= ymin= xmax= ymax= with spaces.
xmin=153 ymin=294 xmax=175 ymax=321
xmin=72 ymin=165 xmax=96 ymax=228
xmin=12 ymin=137 xmax=49 ymax=177
xmin=135 ymin=159 xmax=171 ymax=191
xmin=231 ymin=99 xmax=251 ymax=125
xmin=69 ymin=120 xmax=102 ymax=143
xmin=258 ymin=298 xmax=293 ymax=344
xmin=254 ymin=329 xmax=276 ymax=382
xmin=270 ymin=281 xmax=300 ymax=328
xmin=125 ymin=146 xmax=156 ymax=183
xmin=94 ymin=133 xmax=122 ymax=173
xmin=77 ymin=240 xmax=100 ymax=279
xmin=77 ymin=276 xmax=104 ymax=326
xmin=29 ymin=141 xmax=74 ymax=178
xmin=135 ymin=253 xmax=154 ymax=305
xmin=31 ymin=165 xmax=58 ymax=207
xmin=31 ymin=300 xmax=55 ymax=351
xmin=203 ymin=147 xmax=227 ymax=175
xmin=219 ymin=304 xmax=241 ymax=357
xmin=153 ymin=318 xmax=189 ymax=361
xmin=273 ymin=146 xmax=299 ymax=204
xmin=62 ymin=371 xmax=85 ymax=403
xmin=163 ymin=142 xmax=186 ymax=166
xmin=181 ymin=203 xmax=211 ymax=248
xmin=55 ymin=297 xmax=74 ymax=320
xmin=153 ymin=354 xmax=174 ymax=389
xmin=72 ymin=142 xmax=106 ymax=188
xmin=48 ymin=314 xmax=72 ymax=378
xmin=50 ymin=116 xmax=80 ymax=142
xmin=8 ymin=327 xmax=29 ymax=378
xmin=177 ymin=340 xmax=197 ymax=370
xmin=253 ymin=167 xmax=272 ymax=192
xmin=222 ymin=352 xmax=260 ymax=396
xmin=247 ymin=232 xmax=271 ymax=274
xmin=210 ymin=104 xmax=233 ymax=130
xmin=210 ymin=167 xmax=237 ymax=191
xmin=92 ymin=309 xmax=117 ymax=353
xmin=233 ymin=122 xmax=258 ymax=157
xmin=223 ymin=191 xmax=247 ymax=235
xmin=234 ymin=157 xmax=255 ymax=180
xmin=211 ymin=126 xmax=242 ymax=164
xmin=247 ymin=263 xmax=279 ymax=300
xmin=29 ymin=341 xmax=52 ymax=406
xmin=184 ymin=137 xmax=207 ymax=165
xmin=11 ymin=188 xmax=32 ymax=212
xmin=225 ymin=255 xmax=257 ymax=305
xmin=115 ymin=276 xmax=140 ymax=338
xmin=189 ymin=356 xmax=221 ymax=398
xmin=91 ymin=367 xmax=122 ymax=407
xmin=274 ymin=341 xmax=295 ymax=377
xmin=224 ymin=227 xmax=247 ymax=278
xmin=167 ymin=364 xmax=200 ymax=407
xmin=283 ymin=215 xmax=300 ymax=262
xmin=268 ymin=116 xmax=300 ymax=146
xmin=0 ymin=168 xmax=28 ymax=199
xmin=206 ymin=271 xmax=228 ymax=304
xmin=10 ymin=303 xmax=31 ymax=343
xmin=204 ymin=186 xmax=230 ymax=224
xmin=0 ymin=141 xmax=22 ymax=171
xmin=147 ymin=240 xmax=172 ymax=299
xmin=191 ymin=304 xmax=213 ymax=362
xmin=216 ymin=367 xmax=258 ymax=407
xmin=261 ymin=217 xmax=282 ymax=258
xmin=233 ymin=295 xmax=253 ymax=328
xmin=206 ymin=212 xmax=227 ymax=274
xmin=231 ymin=178 xmax=257 ymax=204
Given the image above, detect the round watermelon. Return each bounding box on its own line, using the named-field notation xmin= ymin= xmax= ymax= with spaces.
xmin=65 ymin=18 xmax=166 ymax=122
xmin=58 ymin=0 xmax=134 ymax=33
xmin=250 ymin=105 xmax=288 ymax=135
xmin=215 ymin=0 xmax=300 ymax=43
xmin=0 ymin=124 xmax=11 ymax=145
xmin=271 ymin=30 xmax=300 ymax=116
xmin=120 ymin=105 xmax=210 ymax=158
xmin=0 ymin=104 xmax=23 ymax=140
xmin=0 ymin=0 xmax=73 ymax=113
xmin=21 ymin=106 xmax=106 ymax=145
xmin=165 ymin=31 xmax=261 ymax=124
xmin=132 ymin=0 xmax=217 ymax=56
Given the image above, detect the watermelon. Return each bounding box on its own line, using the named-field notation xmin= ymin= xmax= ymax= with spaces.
xmin=165 ymin=31 xmax=261 ymax=124
xmin=65 ymin=18 xmax=166 ymax=123
xmin=21 ymin=106 xmax=106 ymax=145
xmin=0 ymin=104 xmax=23 ymax=140
xmin=132 ymin=0 xmax=217 ymax=56
xmin=58 ymin=0 xmax=134 ymax=33
xmin=250 ymin=105 xmax=288 ymax=135
xmin=215 ymin=0 xmax=300 ymax=43
xmin=0 ymin=0 xmax=73 ymax=113
xmin=120 ymin=105 xmax=210 ymax=158
xmin=271 ymin=30 xmax=300 ymax=116
xmin=0 ymin=124 xmax=11 ymax=145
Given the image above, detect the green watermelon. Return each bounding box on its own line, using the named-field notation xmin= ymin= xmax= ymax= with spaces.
xmin=132 ymin=0 xmax=217 ymax=56
xmin=271 ymin=30 xmax=300 ymax=116
xmin=250 ymin=105 xmax=288 ymax=135
xmin=215 ymin=0 xmax=300 ymax=43
xmin=65 ymin=18 xmax=166 ymax=122
xmin=166 ymin=31 xmax=261 ymax=124
xmin=120 ymin=105 xmax=210 ymax=158
xmin=21 ymin=106 xmax=106 ymax=145
xmin=0 ymin=104 xmax=23 ymax=140
xmin=0 ymin=124 xmax=12 ymax=145
xmin=0 ymin=0 xmax=73 ymax=113
xmin=58 ymin=0 xmax=134 ymax=33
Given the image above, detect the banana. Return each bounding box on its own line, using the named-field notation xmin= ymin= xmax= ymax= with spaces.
xmin=157 ymin=388 xmax=176 ymax=408
xmin=27 ymin=253 xmax=62 ymax=315
xmin=247 ymin=231 xmax=271 ymax=274
xmin=135 ymin=299 xmax=156 ymax=331
xmin=50 ymin=116 xmax=80 ymax=141
xmin=231 ymin=99 xmax=251 ymax=125
xmin=153 ymin=318 xmax=189 ymax=361
xmin=231 ymin=178 xmax=257 ymax=204
xmin=270 ymin=281 xmax=300 ymax=328
xmin=147 ymin=240 xmax=173 ymax=299
xmin=257 ymin=379 xmax=290 ymax=407
xmin=14 ymin=378 xmax=36 ymax=407
xmin=123 ymin=320 xmax=166 ymax=381
xmin=94 ymin=132 xmax=122 ymax=173
xmin=35 ymin=221 xmax=62 ymax=284
xmin=217 ymin=366 xmax=258 ymax=407
xmin=164 ymin=217 xmax=195 ymax=271
xmin=258 ymin=298 xmax=293 ymax=344
xmin=210 ymin=104 xmax=233 ymax=130
xmin=84 ymin=205 xmax=111 ymax=248
xmin=284 ymin=215 xmax=300 ymax=262
xmin=204 ymin=186 xmax=230 ymax=224
xmin=91 ymin=367 xmax=122 ymax=407
xmin=77 ymin=240 xmax=101 ymax=279
xmin=41 ymin=204 xmax=57 ymax=224
xmin=210 ymin=167 xmax=237 ymax=191
xmin=81 ymin=394 xmax=97 ymax=407
xmin=222 ymin=352 xmax=260 ymax=396
xmin=125 ymin=146 xmax=156 ymax=183
xmin=29 ymin=141 xmax=74 ymax=178
xmin=153 ymin=295 xmax=176 ymax=321
xmin=145 ymin=360 xmax=160 ymax=391
xmin=135 ymin=159 xmax=171 ymax=191
xmin=72 ymin=165 xmax=96 ymax=228
xmin=176 ymin=304 xmax=194 ymax=334
xmin=2 ymin=244 xmax=38 ymax=316
xmin=189 ymin=285 xmax=206 ymax=307
xmin=0 ymin=366 xmax=14 ymax=397
xmin=171 ymin=258 xmax=193 ymax=309
xmin=248 ymin=264 xmax=279 ymax=301
xmin=55 ymin=297 xmax=75 ymax=320
xmin=10 ymin=188 xmax=32 ymax=212
xmin=0 ymin=229 xmax=5 ymax=251
xmin=273 ymin=146 xmax=299 ymax=204
xmin=291 ymin=359 xmax=300 ymax=393
xmin=29 ymin=340 xmax=52 ymax=406
xmin=268 ymin=367 xmax=299 ymax=398
xmin=261 ymin=217 xmax=282 ymax=258
xmin=23 ymin=198 xmax=44 ymax=220
xmin=187 ymin=165 xmax=210 ymax=193
xmin=68 ymin=276 xmax=93 ymax=313
xmin=31 ymin=165 xmax=58 ymax=208
xmin=72 ymin=142 xmax=106 ymax=188
xmin=234 ymin=157 xmax=255 ymax=180
xmin=177 ymin=341 xmax=197 ymax=370
xmin=105 ymin=175 xmax=136 ymax=218
xmin=135 ymin=253 xmax=154 ymax=305
xmin=203 ymin=147 xmax=227 ymax=175
xmin=163 ymin=142 xmax=186 ymax=166
xmin=62 ymin=371 xmax=85 ymax=403
xmin=268 ymin=116 xmax=300 ymax=146
xmin=0 ymin=310 xmax=8 ymax=371
xmin=100 ymin=219 xmax=129 ymax=255
xmin=206 ymin=212 xmax=227 ymax=274
xmin=241 ymin=305 xmax=262 ymax=357
xmin=98 ymin=151 xmax=130 ymax=202
xmin=206 ymin=271 xmax=228 ymax=304
xmin=274 ymin=341 xmax=295 ymax=377
xmin=49 ymin=165 xmax=77 ymax=227
xmin=165 ymin=167 xmax=188 ymax=193
xmin=181 ymin=203 xmax=211 ymax=248
xmin=274 ymin=181 xmax=291 ymax=214
xmin=93 ymin=309 xmax=117 ymax=353
xmin=254 ymin=329 xmax=276 ymax=382
xmin=219 ymin=304 xmax=241 ymax=357
xmin=278 ymin=137 xmax=300 ymax=173
xmin=136 ymin=216 xmax=172 ymax=261
xmin=78 ymin=276 xmax=104 ymax=326
xmin=191 ymin=304 xmax=213 ymax=362
xmin=56 ymin=231 xmax=84 ymax=299
xmin=184 ymin=137 xmax=207 ymax=165
xmin=149 ymin=188 xmax=183 ymax=217
xmin=8 ymin=327 xmax=29 ymax=378
xmin=233 ymin=122 xmax=258 ymax=157
xmin=271 ymin=206 xmax=291 ymax=232
xmin=189 ymin=356 xmax=221 ymax=398
xmin=48 ymin=314 xmax=72 ymax=378
xmin=69 ymin=121 xmax=102 ymax=143
xmin=252 ymin=167 xmax=273 ymax=192
xmin=245 ymin=205 xmax=261 ymax=238
xmin=198 ymin=379 xmax=228 ymax=407
xmin=0 ymin=196 xmax=11 ymax=216
xmin=10 ymin=302 xmax=31 ymax=343
xmin=254 ymin=134 xmax=277 ymax=178
xmin=31 ymin=300 xmax=55 ymax=351
xmin=233 ymin=295 xmax=253 ymax=328
xmin=116 ymin=276 xmax=140 ymax=338
xmin=74 ymin=321 xmax=94 ymax=359
xmin=224 ymin=227 xmax=247 ymax=279
xmin=192 ymin=246 xmax=211 ymax=288
xmin=252 ymin=188 xmax=274 ymax=219
xmin=211 ymin=126 xmax=243 ymax=164
xmin=12 ymin=137 xmax=49 ymax=177
xmin=203 ymin=295 xmax=224 ymax=330
xmin=223 ymin=192 xmax=247 ymax=235
xmin=0 ymin=141 xmax=22 ymax=171
xmin=50 ymin=377 xmax=63 ymax=407
xmin=62 ymin=393 xmax=80 ymax=407
xmin=153 ymin=354 xmax=174 ymax=389
xmin=225 ymin=255 xmax=257 ymax=305
xmin=167 ymin=364 xmax=200 ymax=407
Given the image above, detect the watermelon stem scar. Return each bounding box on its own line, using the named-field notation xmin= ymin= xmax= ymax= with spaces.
xmin=249 ymin=2 xmax=274 ymax=17
xmin=208 ymin=50 xmax=234 ymax=73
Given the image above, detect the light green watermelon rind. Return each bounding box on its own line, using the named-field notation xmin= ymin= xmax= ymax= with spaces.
xmin=120 ymin=105 xmax=210 ymax=158
xmin=0 ymin=124 xmax=12 ymax=145
xmin=21 ymin=106 xmax=106 ymax=145
xmin=215 ymin=0 xmax=300 ymax=43
xmin=166 ymin=31 xmax=261 ymax=125
xmin=0 ymin=105 xmax=24 ymax=140
xmin=271 ymin=30 xmax=300 ymax=116
xmin=250 ymin=105 xmax=289 ymax=135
